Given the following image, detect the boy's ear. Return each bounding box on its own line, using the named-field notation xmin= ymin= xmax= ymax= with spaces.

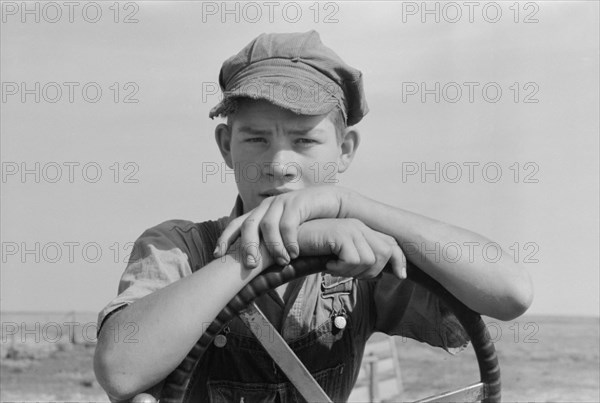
xmin=215 ymin=123 xmax=233 ymax=169
xmin=337 ymin=128 xmax=360 ymax=173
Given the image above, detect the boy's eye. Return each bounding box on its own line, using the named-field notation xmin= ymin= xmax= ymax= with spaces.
xmin=296 ymin=138 xmax=318 ymax=145
xmin=246 ymin=137 xmax=267 ymax=143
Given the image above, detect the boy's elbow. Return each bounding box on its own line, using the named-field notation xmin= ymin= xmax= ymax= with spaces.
xmin=94 ymin=342 xmax=142 ymax=401
xmin=496 ymin=293 xmax=533 ymax=321
xmin=512 ymin=282 xmax=534 ymax=319
xmin=496 ymin=271 xmax=534 ymax=321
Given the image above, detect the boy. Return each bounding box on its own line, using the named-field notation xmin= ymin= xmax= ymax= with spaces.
xmin=94 ymin=31 xmax=533 ymax=402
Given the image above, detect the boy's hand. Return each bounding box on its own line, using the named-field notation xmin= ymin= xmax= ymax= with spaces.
xmin=214 ymin=187 xmax=351 ymax=267
xmin=296 ymin=218 xmax=407 ymax=279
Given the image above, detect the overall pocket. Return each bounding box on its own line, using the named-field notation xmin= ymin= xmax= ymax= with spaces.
xmin=207 ymin=379 xmax=281 ymax=403
xmin=207 ymin=362 xmax=346 ymax=403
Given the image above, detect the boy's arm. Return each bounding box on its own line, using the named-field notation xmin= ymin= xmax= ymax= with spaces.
xmin=345 ymin=191 xmax=534 ymax=320
xmin=95 ymin=216 xmax=402 ymax=401
xmin=94 ymin=245 xmax=273 ymax=401
xmin=215 ymin=186 xmax=534 ymax=321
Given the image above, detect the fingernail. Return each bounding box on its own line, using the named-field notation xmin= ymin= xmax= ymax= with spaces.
xmin=277 ymin=256 xmax=289 ymax=266
xmin=246 ymin=254 xmax=256 ymax=266
xmin=287 ymin=244 xmax=299 ymax=260
xmin=213 ymin=245 xmax=221 ymax=256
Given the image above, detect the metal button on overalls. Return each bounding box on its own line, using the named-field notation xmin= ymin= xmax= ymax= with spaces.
xmin=214 ymin=334 xmax=227 ymax=348
xmin=334 ymin=315 xmax=347 ymax=330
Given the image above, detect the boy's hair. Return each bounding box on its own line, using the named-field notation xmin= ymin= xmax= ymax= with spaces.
xmin=225 ymin=97 xmax=347 ymax=143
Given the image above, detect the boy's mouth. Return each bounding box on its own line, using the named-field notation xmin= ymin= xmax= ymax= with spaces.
xmin=259 ymin=188 xmax=294 ymax=198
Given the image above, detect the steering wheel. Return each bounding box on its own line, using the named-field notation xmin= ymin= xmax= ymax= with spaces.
xmin=133 ymin=256 xmax=501 ymax=403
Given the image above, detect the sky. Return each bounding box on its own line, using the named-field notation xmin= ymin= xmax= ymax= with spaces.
xmin=1 ymin=1 xmax=599 ymax=317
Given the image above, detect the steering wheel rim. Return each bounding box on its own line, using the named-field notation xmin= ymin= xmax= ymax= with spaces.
xmin=158 ymin=256 xmax=501 ymax=403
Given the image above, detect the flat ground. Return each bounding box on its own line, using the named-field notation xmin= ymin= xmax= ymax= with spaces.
xmin=1 ymin=315 xmax=598 ymax=402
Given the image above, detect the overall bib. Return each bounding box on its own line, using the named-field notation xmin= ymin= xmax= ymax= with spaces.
xmin=186 ymin=273 xmax=365 ymax=403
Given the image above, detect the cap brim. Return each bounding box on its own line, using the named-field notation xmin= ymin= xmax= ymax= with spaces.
xmin=209 ymin=62 xmax=345 ymax=120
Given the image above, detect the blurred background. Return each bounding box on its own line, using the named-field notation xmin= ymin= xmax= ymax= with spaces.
xmin=1 ymin=1 xmax=598 ymax=401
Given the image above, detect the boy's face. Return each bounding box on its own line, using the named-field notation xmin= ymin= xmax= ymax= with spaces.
xmin=216 ymin=100 xmax=357 ymax=212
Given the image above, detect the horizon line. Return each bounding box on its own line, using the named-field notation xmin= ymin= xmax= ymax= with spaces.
xmin=1 ymin=310 xmax=598 ymax=320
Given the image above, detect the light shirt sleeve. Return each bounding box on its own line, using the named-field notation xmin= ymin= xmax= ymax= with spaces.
xmin=96 ymin=219 xmax=207 ymax=334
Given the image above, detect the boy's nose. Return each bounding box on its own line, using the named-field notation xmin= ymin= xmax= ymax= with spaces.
xmin=262 ymin=149 xmax=301 ymax=182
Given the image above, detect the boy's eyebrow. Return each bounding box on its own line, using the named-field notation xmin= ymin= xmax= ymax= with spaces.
xmin=237 ymin=126 xmax=325 ymax=136
xmin=288 ymin=128 xmax=324 ymax=135
xmin=237 ymin=126 xmax=272 ymax=135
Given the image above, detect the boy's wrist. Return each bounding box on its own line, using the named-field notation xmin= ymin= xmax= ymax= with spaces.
xmin=337 ymin=187 xmax=363 ymax=219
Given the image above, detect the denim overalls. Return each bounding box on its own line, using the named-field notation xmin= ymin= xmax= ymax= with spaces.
xmin=186 ymin=272 xmax=366 ymax=403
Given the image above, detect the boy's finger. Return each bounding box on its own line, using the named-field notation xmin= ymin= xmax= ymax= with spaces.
xmin=214 ymin=214 xmax=247 ymax=257
xmin=353 ymin=233 xmax=377 ymax=272
xmin=240 ymin=198 xmax=274 ymax=268
xmin=327 ymin=239 xmax=363 ymax=277
xmin=260 ymin=201 xmax=289 ymax=266
xmin=370 ymin=232 xmax=406 ymax=279
xmin=355 ymin=233 xmax=388 ymax=279
xmin=279 ymin=203 xmax=302 ymax=260
xmin=388 ymin=244 xmax=407 ymax=279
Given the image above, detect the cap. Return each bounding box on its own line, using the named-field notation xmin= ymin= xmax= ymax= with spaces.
xmin=209 ymin=30 xmax=369 ymax=126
